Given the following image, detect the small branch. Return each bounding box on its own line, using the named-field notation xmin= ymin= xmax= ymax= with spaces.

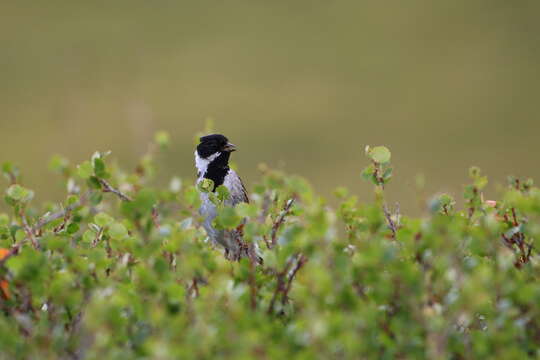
xmin=20 ymin=211 xmax=39 ymax=248
xmin=383 ymin=203 xmax=399 ymax=240
xmin=511 ymin=208 xmax=519 ymax=227
xmin=188 ymin=278 xmax=199 ymax=298
xmin=442 ymin=204 xmax=449 ymax=216
xmin=92 ymin=228 xmax=104 ymax=248
xmin=248 ymin=251 xmax=258 ymax=310
xmin=260 ymin=193 xmax=272 ymax=249
xmin=262 ymin=235 xmax=271 ymax=249
xmin=53 ymin=212 xmax=71 ymax=234
xmin=0 ymin=243 xmax=21 ymax=267
xmin=6 ymin=172 xmax=17 ymax=185
xmin=373 ymin=163 xmax=385 ymax=189
xmin=281 ymin=254 xmax=307 ymax=306
xmin=259 ymin=193 xmax=271 ymax=223
xmin=152 ymin=205 xmax=161 ymax=230
xmin=270 ymin=197 xmax=296 ymax=248
xmin=98 ymin=178 xmax=132 ymax=202
xmin=33 ymin=191 xmax=91 ymax=233
xmin=267 ymin=256 xmax=295 ymax=315
xmin=501 ymin=233 xmax=513 ymax=249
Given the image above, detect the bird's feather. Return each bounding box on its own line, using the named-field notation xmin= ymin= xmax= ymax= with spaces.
xmin=223 ymin=170 xmax=249 ymax=205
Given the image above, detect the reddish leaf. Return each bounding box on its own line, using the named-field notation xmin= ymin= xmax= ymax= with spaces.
xmin=0 ymin=279 xmax=9 ymax=300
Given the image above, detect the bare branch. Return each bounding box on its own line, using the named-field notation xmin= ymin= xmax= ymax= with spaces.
xmin=152 ymin=205 xmax=161 ymax=229
xmin=281 ymin=254 xmax=307 ymax=306
xmin=98 ymin=178 xmax=132 ymax=202
xmin=20 ymin=211 xmax=39 ymax=249
xmin=33 ymin=191 xmax=91 ymax=233
xmin=270 ymin=197 xmax=296 ymax=248
xmin=383 ymin=203 xmax=399 ymax=239
xmin=247 ymin=249 xmax=258 ymax=310
xmin=258 ymin=193 xmax=271 ymax=223
xmin=267 ymin=253 xmax=308 ymax=315
xmin=267 ymin=256 xmax=295 ymax=315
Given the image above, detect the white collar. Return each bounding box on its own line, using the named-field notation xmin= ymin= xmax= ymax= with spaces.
xmin=195 ymin=151 xmax=221 ymax=177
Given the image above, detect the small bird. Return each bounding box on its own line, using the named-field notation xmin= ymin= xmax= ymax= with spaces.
xmin=195 ymin=134 xmax=257 ymax=262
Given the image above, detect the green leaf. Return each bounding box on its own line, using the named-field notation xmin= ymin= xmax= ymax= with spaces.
xmin=469 ymin=166 xmax=481 ymax=178
xmin=184 ymin=186 xmax=201 ymax=208
xmin=94 ymin=213 xmax=114 ymax=227
xmin=333 ymin=187 xmax=349 ymax=199
xmin=2 ymin=162 xmax=14 ymax=174
xmin=382 ymin=167 xmax=393 ymax=182
xmin=361 ymin=165 xmax=375 ymax=181
xmin=87 ymin=176 xmax=102 ymax=189
xmin=82 ymin=230 xmax=96 ymax=243
xmin=236 ymin=203 xmax=257 ymax=218
xmin=109 ymin=223 xmax=128 ymax=240
xmin=67 ymin=223 xmax=80 ymax=234
xmin=2 ymin=162 xmax=19 ymax=179
xmin=66 ymin=195 xmax=80 ymax=207
xmin=215 ymin=207 xmax=241 ymax=230
xmin=49 ymin=155 xmax=69 ymax=173
xmin=121 ymin=189 xmax=156 ymax=219
xmin=42 ymin=235 xmax=68 ymax=251
xmin=77 ymin=161 xmax=93 ymax=179
xmin=15 ymin=229 xmax=26 ymax=242
xmin=368 ymin=146 xmax=391 ymax=164
xmin=216 ymin=185 xmax=230 ymax=201
xmin=198 ymin=178 xmax=214 ymax=193
xmin=474 ymin=176 xmax=488 ymax=190
xmin=429 ymin=193 xmax=456 ymax=213
xmin=439 ymin=193 xmax=455 ymax=206
xmin=93 ymin=158 xmax=107 ymax=178
xmin=6 ymin=184 xmax=34 ymax=202
xmin=154 ymin=131 xmax=171 ymax=148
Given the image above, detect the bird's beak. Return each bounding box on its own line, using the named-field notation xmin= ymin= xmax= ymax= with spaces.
xmin=222 ymin=142 xmax=237 ymax=152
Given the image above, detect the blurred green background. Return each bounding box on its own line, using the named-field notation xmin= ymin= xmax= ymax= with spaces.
xmin=1 ymin=1 xmax=539 ymax=212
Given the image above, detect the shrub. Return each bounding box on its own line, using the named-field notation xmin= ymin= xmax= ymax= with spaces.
xmin=0 ymin=136 xmax=538 ymax=359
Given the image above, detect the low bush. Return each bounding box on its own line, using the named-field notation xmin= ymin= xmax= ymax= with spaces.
xmin=0 ymin=135 xmax=538 ymax=359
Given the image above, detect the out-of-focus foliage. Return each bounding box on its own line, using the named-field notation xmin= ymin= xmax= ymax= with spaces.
xmin=0 ymin=133 xmax=539 ymax=359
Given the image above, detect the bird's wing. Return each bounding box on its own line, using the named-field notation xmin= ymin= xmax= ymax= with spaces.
xmin=224 ymin=170 xmax=249 ymax=206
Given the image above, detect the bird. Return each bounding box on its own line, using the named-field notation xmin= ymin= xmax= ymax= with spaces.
xmin=195 ymin=134 xmax=259 ymax=263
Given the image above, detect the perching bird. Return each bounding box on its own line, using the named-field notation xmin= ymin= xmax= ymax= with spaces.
xmin=195 ymin=134 xmax=258 ymax=262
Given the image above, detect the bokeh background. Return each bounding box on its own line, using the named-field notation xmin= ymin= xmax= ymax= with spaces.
xmin=1 ymin=1 xmax=539 ymax=213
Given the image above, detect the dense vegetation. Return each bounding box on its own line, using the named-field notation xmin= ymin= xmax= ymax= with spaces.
xmin=0 ymin=133 xmax=538 ymax=359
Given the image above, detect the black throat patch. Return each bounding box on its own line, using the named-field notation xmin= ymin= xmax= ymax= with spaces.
xmin=204 ymin=152 xmax=231 ymax=190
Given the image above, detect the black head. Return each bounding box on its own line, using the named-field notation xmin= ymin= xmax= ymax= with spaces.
xmin=197 ymin=134 xmax=237 ymax=158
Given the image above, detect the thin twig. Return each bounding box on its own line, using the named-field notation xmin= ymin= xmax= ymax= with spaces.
xmin=0 ymin=243 xmax=21 ymax=267
xmin=98 ymin=178 xmax=132 ymax=202
xmin=92 ymin=228 xmax=104 ymax=248
xmin=383 ymin=203 xmax=399 ymax=239
xmin=259 ymin=193 xmax=271 ymax=223
xmin=20 ymin=211 xmax=39 ymax=248
xmin=189 ymin=278 xmax=199 ymax=298
xmin=7 ymin=173 xmax=16 ymax=185
xmin=281 ymin=254 xmax=307 ymax=306
xmin=511 ymin=208 xmax=519 ymax=227
xmin=248 ymin=249 xmax=258 ymax=310
xmin=152 ymin=205 xmax=161 ymax=229
xmin=53 ymin=212 xmax=71 ymax=234
xmin=267 ymin=256 xmax=295 ymax=315
xmin=270 ymin=197 xmax=296 ymax=248
xmin=33 ymin=191 xmax=91 ymax=233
